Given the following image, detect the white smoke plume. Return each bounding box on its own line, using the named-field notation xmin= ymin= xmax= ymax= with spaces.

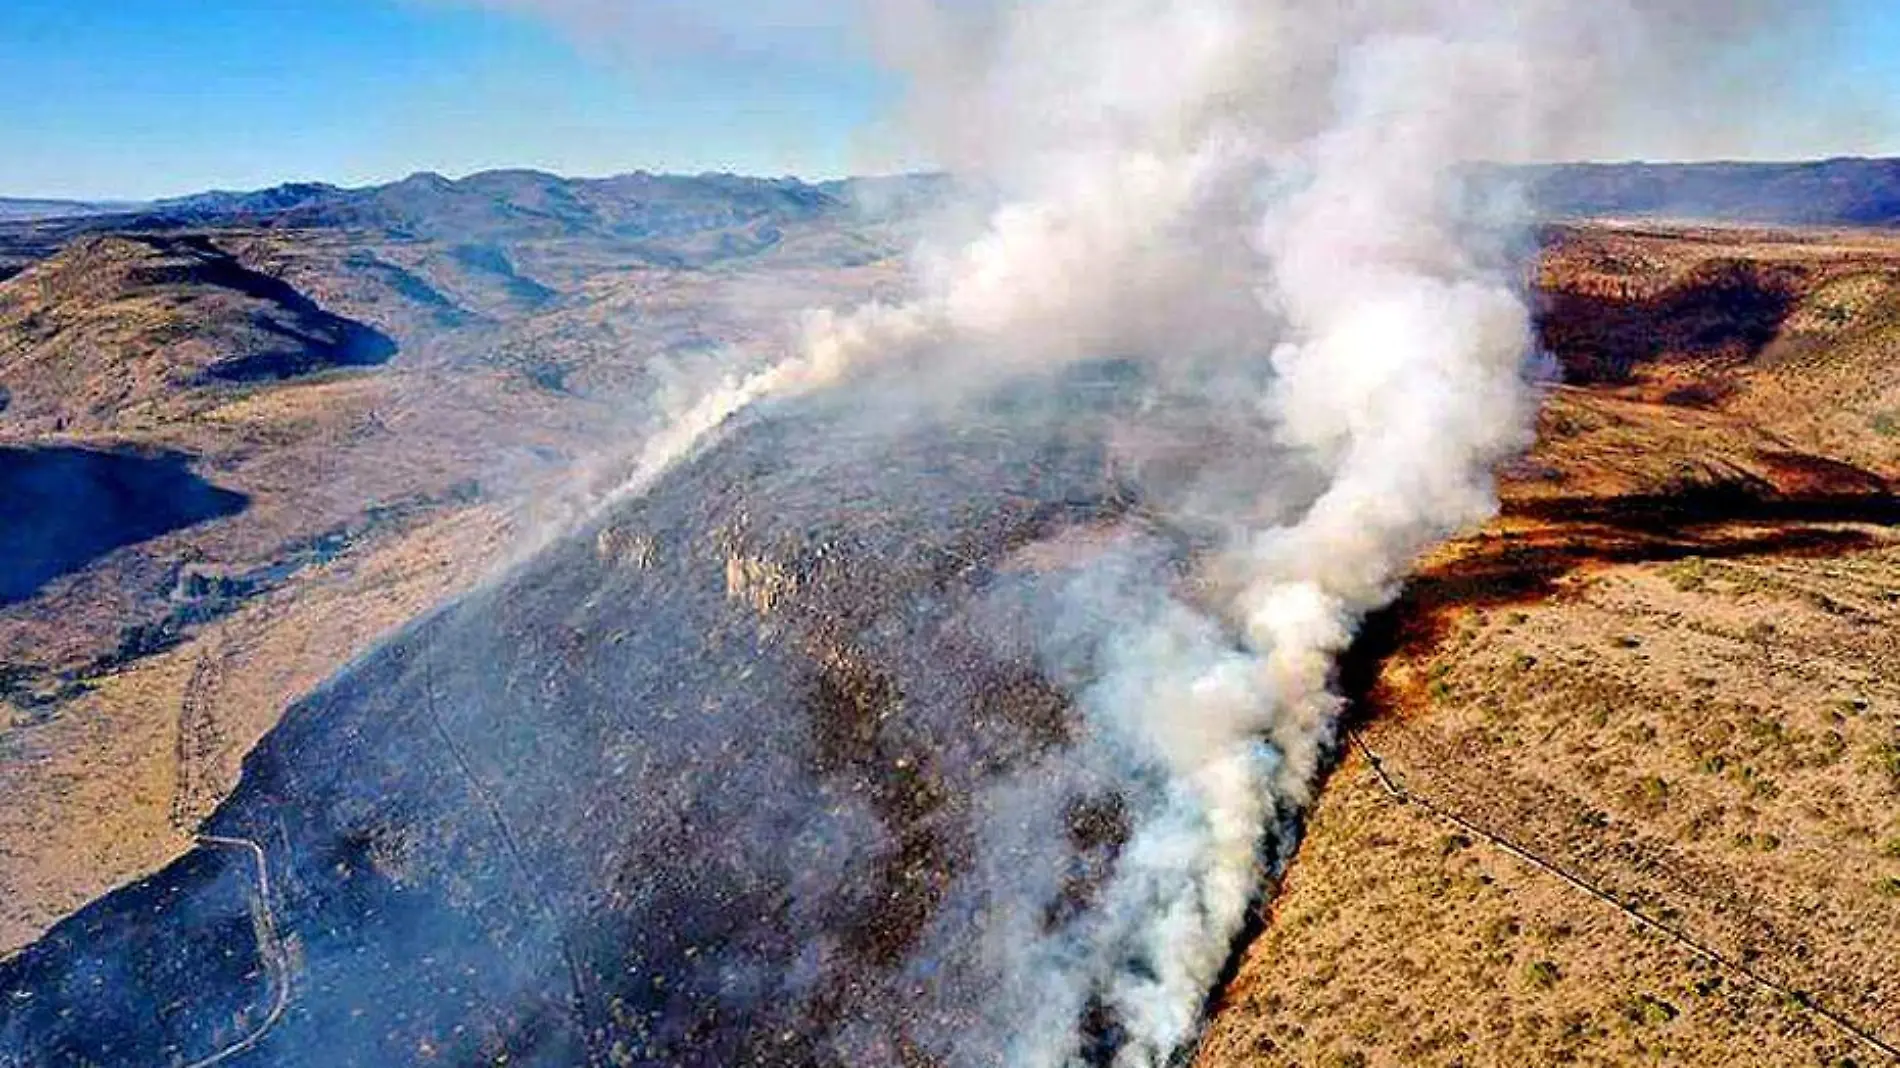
xmin=764 ymin=2 xmax=1822 ymax=1064
xmin=444 ymin=0 xmax=1837 ymax=1062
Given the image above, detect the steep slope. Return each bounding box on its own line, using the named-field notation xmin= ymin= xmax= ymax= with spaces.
xmin=0 ymin=447 xmax=248 ymax=605
xmin=3 ymin=209 xmax=1897 ymax=1066
xmin=0 ymin=205 xmax=907 ymax=969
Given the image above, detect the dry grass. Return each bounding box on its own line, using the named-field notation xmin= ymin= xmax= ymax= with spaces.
xmin=5 ymin=217 xmax=1899 ymax=1061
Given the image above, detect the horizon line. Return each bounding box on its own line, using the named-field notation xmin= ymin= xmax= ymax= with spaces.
xmin=6 ymin=154 xmax=1900 ymax=205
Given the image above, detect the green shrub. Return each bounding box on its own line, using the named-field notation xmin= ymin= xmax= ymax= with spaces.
xmin=1877 ymin=742 xmax=1900 ymax=793
xmin=1623 ymin=994 xmax=1680 ymax=1026
xmin=1641 ymin=767 xmax=1672 ymax=801
xmin=1663 ymin=557 xmax=1710 ymax=592
xmin=1527 ymin=960 xmax=1563 ymax=989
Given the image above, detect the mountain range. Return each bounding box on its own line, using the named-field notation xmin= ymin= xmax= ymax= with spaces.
xmin=6 ymin=157 xmax=1900 ymax=237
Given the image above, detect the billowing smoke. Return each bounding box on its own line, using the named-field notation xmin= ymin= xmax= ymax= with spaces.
xmin=436 ymin=0 xmax=1835 ymax=1063
xmin=777 ymin=4 xmax=1550 ymax=1059
xmin=732 ymin=2 xmax=1817 ymax=1064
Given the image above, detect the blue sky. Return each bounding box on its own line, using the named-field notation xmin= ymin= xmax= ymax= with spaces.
xmin=3 ymin=0 xmax=1899 ymax=200
xmin=0 ymin=0 xmax=897 ymax=199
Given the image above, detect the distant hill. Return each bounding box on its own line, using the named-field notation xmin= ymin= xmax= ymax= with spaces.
xmin=0 ymin=199 xmax=135 ymax=223
xmin=9 ymin=159 xmax=1900 ymax=240
xmin=146 ymin=182 xmax=346 ymax=221
xmin=1517 ymin=157 xmax=1900 ymax=226
xmin=119 ymin=170 xmax=860 ymax=246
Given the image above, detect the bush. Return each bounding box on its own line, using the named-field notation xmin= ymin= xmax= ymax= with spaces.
xmin=1641 ymin=767 xmax=1672 ymax=801
xmin=1663 ymin=557 xmax=1709 ymax=592
xmin=1623 ymin=995 xmax=1680 ymax=1026
xmin=1527 ymin=960 xmax=1563 ymax=989
xmin=1878 ymin=742 xmax=1900 ymax=793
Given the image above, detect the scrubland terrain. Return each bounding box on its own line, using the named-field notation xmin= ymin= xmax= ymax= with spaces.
xmin=1199 ymin=225 xmax=1900 ymax=1067
xmin=0 ymin=172 xmax=1897 ymax=1065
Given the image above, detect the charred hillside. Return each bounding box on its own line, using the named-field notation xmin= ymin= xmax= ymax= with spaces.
xmin=0 ymin=367 xmax=1196 ymax=1067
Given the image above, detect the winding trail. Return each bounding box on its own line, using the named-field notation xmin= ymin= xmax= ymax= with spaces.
xmin=1348 ymin=730 xmax=1900 ymax=1063
xmin=180 ymin=835 xmax=289 ymax=1068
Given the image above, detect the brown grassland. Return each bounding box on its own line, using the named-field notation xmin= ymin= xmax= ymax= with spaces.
xmin=1198 ymin=225 xmax=1900 ymax=1067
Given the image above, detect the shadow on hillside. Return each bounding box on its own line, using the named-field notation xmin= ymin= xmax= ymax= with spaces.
xmin=207 ymin=316 xmax=397 ymax=382
xmin=1536 ymin=260 xmax=1803 ymax=386
xmin=122 ymin=234 xmax=400 ymax=382
xmin=0 ymin=446 xmax=249 ymax=605
xmin=1337 ymin=488 xmax=1899 ymax=726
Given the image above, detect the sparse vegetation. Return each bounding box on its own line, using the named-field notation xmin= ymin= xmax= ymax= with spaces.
xmin=1622 ymin=994 xmax=1681 ymax=1027
xmin=1878 ymin=741 xmax=1900 ymax=794
xmin=1634 ymin=776 xmax=1671 ymax=813
xmin=1663 ymin=556 xmax=1710 ymax=591
xmin=1202 ymin=225 xmax=1900 ymax=1068
xmin=11 ymin=194 xmax=1900 ymax=1067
